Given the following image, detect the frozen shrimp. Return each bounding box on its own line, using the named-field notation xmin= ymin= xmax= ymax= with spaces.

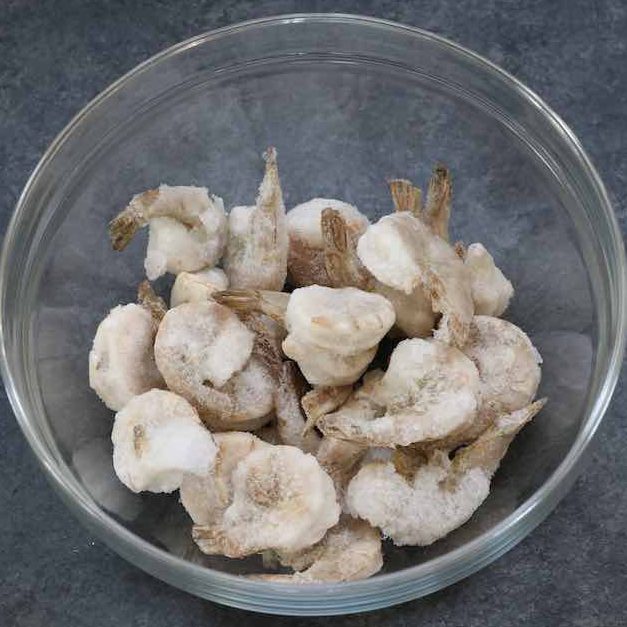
xmin=346 ymin=399 xmax=546 ymax=545
xmin=357 ymin=211 xmax=472 ymax=346
xmin=253 ymin=517 xmax=382 ymax=583
xmin=224 ymin=148 xmax=288 ymax=291
xmin=287 ymin=198 xmax=369 ymax=288
xmin=192 ymin=444 xmax=340 ymax=557
xmin=111 ymin=389 xmax=217 ymax=493
xmin=109 ymin=185 xmax=227 ymax=280
xmin=462 ymin=315 xmax=542 ymax=416
xmin=89 ymin=282 xmax=165 ymax=411
xmin=319 ymin=339 xmax=480 ymax=447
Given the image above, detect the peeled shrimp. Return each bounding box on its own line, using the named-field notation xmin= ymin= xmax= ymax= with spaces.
xmin=170 ymin=267 xmax=229 ymax=308
xmin=357 ymin=212 xmax=472 ymax=346
xmin=287 ymin=198 xmax=369 ymax=288
xmin=111 ymin=389 xmax=217 ymax=493
xmin=192 ymin=444 xmax=340 ymax=557
xmin=459 ymin=243 xmax=514 ymax=316
xmin=322 ymin=206 xmax=436 ymax=338
xmin=154 ymin=301 xmax=274 ymax=430
xmin=89 ymin=282 xmax=165 ymax=411
xmin=180 ymin=432 xmax=269 ymax=525
xmin=273 ymin=361 xmax=321 ymax=454
xmin=319 ymin=339 xmax=480 ymax=447
xmin=109 ymin=185 xmax=227 ymax=280
xmin=346 ymin=399 xmax=545 ymax=545
xmin=253 ymin=517 xmax=382 ymax=583
xmin=462 ymin=315 xmax=542 ymax=416
xmin=215 ymin=285 xmax=395 ymax=386
xmin=224 ymin=148 xmax=288 ymax=291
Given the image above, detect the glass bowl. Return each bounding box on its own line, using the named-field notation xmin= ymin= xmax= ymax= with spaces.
xmin=0 ymin=14 xmax=624 ymax=617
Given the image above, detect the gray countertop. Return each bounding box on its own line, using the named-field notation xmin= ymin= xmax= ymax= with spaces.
xmin=1 ymin=1 xmax=625 ymax=625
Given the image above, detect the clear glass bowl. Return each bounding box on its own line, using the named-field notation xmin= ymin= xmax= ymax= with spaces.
xmin=0 ymin=14 xmax=624 ymax=616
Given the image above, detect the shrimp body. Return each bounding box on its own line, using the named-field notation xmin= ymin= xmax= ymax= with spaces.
xmin=89 ymin=302 xmax=164 ymax=412
xmin=109 ymin=185 xmax=227 ymax=280
xmin=346 ymin=400 xmax=545 ymax=545
xmin=224 ymin=148 xmax=288 ymax=290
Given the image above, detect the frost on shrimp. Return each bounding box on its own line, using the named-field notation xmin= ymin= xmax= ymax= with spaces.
xmin=319 ymin=339 xmax=480 ymax=447
xmin=346 ymin=399 xmax=546 ymax=545
xmin=252 ymin=517 xmax=382 ymax=583
xmin=192 ymin=444 xmax=340 ymax=557
xmin=89 ymin=282 xmax=165 ymax=411
xmin=111 ymin=389 xmax=217 ymax=494
xmin=455 ymin=242 xmax=514 ymax=317
xmin=224 ymin=147 xmax=289 ymax=291
xmin=462 ymin=315 xmax=542 ymax=417
xmin=321 ymin=206 xmax=436 ymax=338
xmin=357 ymin=212 xmax=472 ymax=346
xmin=154 ymin=301 xmax=274 ymax=430
xmin=215 ymin=285 xmax=395 ymax=387
xmin=287 ymin=199 xmax=369 ymax=288
xmin=109 ymin=185 xmax=227 ymax=280
xmin=170 ymin=267 xmax=229 ymax=308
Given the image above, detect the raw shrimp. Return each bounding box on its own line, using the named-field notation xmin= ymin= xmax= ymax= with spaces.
xmin=170 ymin=267 xmax=229 ymax=308
xmin=154 ymin=301 xmax=274 ymax=430
xmin=357 ymin=211 xmax=472 ymax=346
xmin=346 ymin=399 xmax=545 ymax=545
xmin=301 ymin=384 xmax=353 ymax=433
xmin=273 ymin=361 xmax=321 ymax=454
xmin=459 ymin=243 xmax=514 ymax=316
xmin=319 ymin=339 xmax=480 ymax=447
xmin=192 ymin=444 xmax=340 ymax=557
xmin=287 ymin=198 xmax=369 ymax=288
xmin=89 ymin=282 xmax=165 ymax=411
xmin=252 ymin=517 xmax=382 ymax=583
xmin=111 ymin=389 xmax=217 ymax=494
xmin=109 ymin=185 xmax=227 ymax=280
xmin=215 ymin=285 xmax=395 ymax=386
xmin=322 ymin=207 xmax=436 ymax=338
xmin=180 ymin=432 xmax=269 ymax=525
xmin=224 ymin=148 xmax=288 ymax=290
xmin=462 ymin=315 xmax=542 ymax=416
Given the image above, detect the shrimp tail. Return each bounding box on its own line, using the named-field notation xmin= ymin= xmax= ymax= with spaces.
xmin=424 ymin=164 xmax=452 ymax=241
xmin=452 ymin=398 xmax=547 ymax=479
xmin=388 ymin=178 xmax=422 ymax=217
xmin=108 ymin=189 xmax=158 ymax=250
xmin=301 ymin=385 xmax=353 ymax=434
xmin=213 ymin=289 xmax=288 ymax=325
xmin=137 ymin=280 xmax=167 ymax=322
xmin=321 ymin=208 xmax=373 ymax=290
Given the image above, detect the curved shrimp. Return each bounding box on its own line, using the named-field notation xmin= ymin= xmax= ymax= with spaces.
xmin=224 ymin=147 xmax=288 ymax=291
xmin=287 ymin=198 xmax=369 ymax=288
xmin=192 ymin=444 xmax=340 ymax=557
xmin=154 ymin=301 xmax=274 ymax=431
xmin=109 ymin=185 xmax=227 ymax=280
xmin=357 ymin=211 xmax=472 ymax=346
xmin=112 ymin=389 xmax=217 ymax=494
xmin=346 ymin=399 xmax=546 ymax=546
xmin=318 ymin=339 xmax=480 ymax=447
xmin=252 ymin=517 xmax=382 ymax=583
xmin=89 ymin=281 xmax=165 ymax=411
xmin=322 ymin=207 xmax=436 ymax=338
xmin=215 ymin=285 xmax=395 ymax=387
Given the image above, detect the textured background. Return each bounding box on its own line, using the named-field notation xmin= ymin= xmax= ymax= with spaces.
xmin=1 ymin=1 xmax=625 ymax=625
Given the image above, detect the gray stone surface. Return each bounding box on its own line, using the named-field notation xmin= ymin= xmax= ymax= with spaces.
xmin=0 ymin=1 xmax=625 ymax=625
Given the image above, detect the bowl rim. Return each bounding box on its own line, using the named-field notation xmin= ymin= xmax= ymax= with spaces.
xmin=1 ymin=12 xmax=625 ymax=614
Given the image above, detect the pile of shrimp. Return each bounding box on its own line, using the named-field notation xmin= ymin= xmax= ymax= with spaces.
xmin=89 ymin=148 xmax=546 ymax=583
